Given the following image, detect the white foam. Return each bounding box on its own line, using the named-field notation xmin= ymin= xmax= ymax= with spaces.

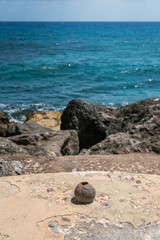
xmin=154 ymin=98 xmax=160 ymax=102
xmin=0 ymin=103 xmax=7 ymax=107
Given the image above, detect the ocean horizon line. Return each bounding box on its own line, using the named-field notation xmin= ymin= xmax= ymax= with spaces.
xmin=1 ymin=21 xmax=160 ymax=23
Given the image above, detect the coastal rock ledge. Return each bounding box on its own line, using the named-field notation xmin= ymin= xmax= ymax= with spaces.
xmin=0 ymin=97 xmax=159 ymax=167
xmin=1 ymin=172 xmax=160 ymax=239
xmin=61 ymin=97 xmax=160 ymax=155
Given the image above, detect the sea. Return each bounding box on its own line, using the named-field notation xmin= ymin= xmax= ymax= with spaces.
xmin=0 ymin=22 xmax=160 ymax=122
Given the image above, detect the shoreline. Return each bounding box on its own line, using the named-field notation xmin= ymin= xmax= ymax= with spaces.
xmin=0 ymin=97 xmax=160 ymax=176
xmin=0 ymin=95 xmax=160 ymax=176
xmin=1 ymin=97 xmax=159 ymax=123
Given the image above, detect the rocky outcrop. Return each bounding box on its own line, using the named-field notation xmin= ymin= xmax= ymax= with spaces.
xmin=0 ymin=158 xmax=25 ymax=176
xmin=7 ymin=121 xmax=52 ymax=136
xmin=117 ymin=97 xmax=160 ymax=136
xmin=0 ymin=112 xmax=11 ymax=137
xmin=0 ymin=137 xmax=27 ymax=154
xmin=8 ymin=129 xmax=79 ymax=159
xmin=0 ymin=97 xmax=159 ymax=164
xmin=1 ymin=120 xmax=79 ymax=161
xmin=2 ymin=171 xmax=160 ymax=239
xmin=61 ymin=99 xmax=121 ymax=150
xmin=80 ymin=133 xmax=151 ymax=155
xmin=25 ymin=111 xmax=62 ymax=131
xmin=61 ymin=98 xmax=160 ymax=155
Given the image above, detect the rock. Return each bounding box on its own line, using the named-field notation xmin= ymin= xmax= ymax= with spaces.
xmin=0 ymin=158 xmax=25 ymax=176
xmin=118 ymin=98 xmax=160 ymax=154
xmin=117 ymin=97 xmax=160 ymax=137
xmin=7 ymin=121 xmax=53 ymax=136
xmin=61 ymin=130 xmax=80 ymax=156
xmin=80 ymin=133 xmax=151 ymax=155
xmin=1 ymin=152 xmax=160 ymax=175
xmin=61 ymin=98 xmax=160 ymax=155
xmin=25 ymin=111 xmax=62 ymax=131
xmin=53 ymin=153 xmax=160 ymax=174
xmin=8 ymin=130 xmax=79 ymax=158
xmin=0 ymin=112 xmax=10 ymax=137
xmin=6 ymin=121 xmax=79 ymax=159
xmin=0 ymin=137 xmax=27 ymax=154
xmin=2 ymin=171 xmax=160 ymax=239
xmin=61 ymin=99 xmax=122 ymax=150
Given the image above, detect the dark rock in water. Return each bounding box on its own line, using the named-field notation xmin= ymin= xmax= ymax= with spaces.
xmin=0 ymin=112 xmax=10 ymax=137
xmin=61 ymin=99 xmax=122 ymax=150
xmin=0 ymin=137 xmax=27 ymax=154
xmin=0 ymin=158 xmax=25 ymax=176
xmin=8 ymin=130 xmax=79 ymax=158
xmin=7 ymin=121 xmax=53 ymax=136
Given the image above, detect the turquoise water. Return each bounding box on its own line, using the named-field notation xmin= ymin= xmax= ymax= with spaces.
xmin=0 ymin=22 xmax=160 ymax=121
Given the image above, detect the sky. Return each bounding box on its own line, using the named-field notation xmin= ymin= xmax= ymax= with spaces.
xmin=0 ymin=0 xmax=160 ymax=22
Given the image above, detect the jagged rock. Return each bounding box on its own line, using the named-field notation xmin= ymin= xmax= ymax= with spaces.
xmin=61 ymin=98 xmax=160 ymax=155
xmin=0 ymin=158 xmax=25 ymax=176
xmin=8 ymin=130 xmax=79 ymax=158
xmin=25 ymin=111 xmax=62 ymax=131
xmin=117 ymin=97 xmax=160 ymax=137
xmin=0 ymin=137 xmax=27 ymax=154
xmin=0 ymin=112 xmax=10 ymax=137
xmin=5 ymin=121 xmax=79 ymax=159
xmin=2 ymin=98 xmax=160 ymax=158
xmin=61 ymin=99 xmax=122 ymax=150
xmin=80 ymin=133 xmax=152 ymax=155
xmin=61 ymin=130 xmax=79 ymax=155
xmin=7 ymin=121 xmax=53 ymax=136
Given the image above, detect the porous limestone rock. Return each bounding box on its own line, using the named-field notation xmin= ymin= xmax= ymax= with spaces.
xmin=1 ymin=172 xmax=160 ymax=239
xmin=25 ymin=111 xmax=62 ymax=130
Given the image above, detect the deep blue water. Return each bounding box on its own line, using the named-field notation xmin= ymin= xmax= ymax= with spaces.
xmin=0 ymin=22 xmax=160 ymax=122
